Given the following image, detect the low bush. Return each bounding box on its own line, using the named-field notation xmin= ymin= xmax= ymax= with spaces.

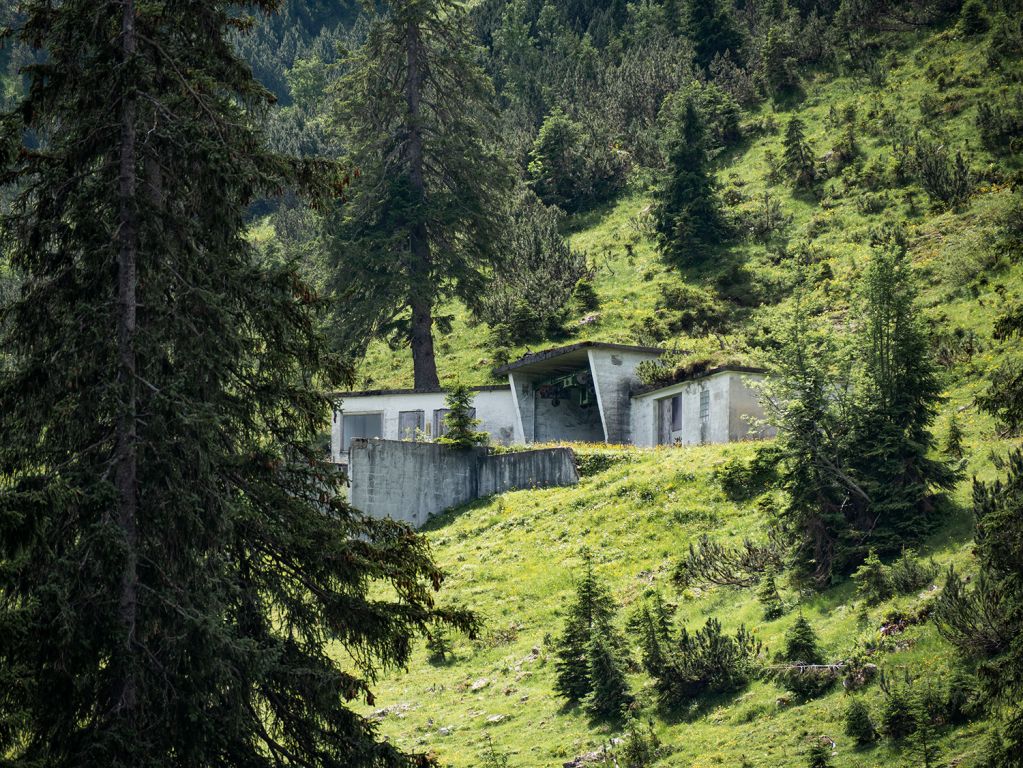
xmin=653 ymin=618 xmax=762 ymax=709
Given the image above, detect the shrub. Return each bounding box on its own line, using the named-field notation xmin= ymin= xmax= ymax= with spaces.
xmin=888 ymin=549 xmax=937 ymax=594
xmin=911 ymin=135 xmax=973 ymax=210
xmin=845 ymin=696 xmax=877 ymax=745
xmin=655 ymin=282 xmax=726 ymax=335
xmin=775 ymin=615 xmax=837 ymax=700
xmin=715 ymin=445 xmax=782 ymax=502
xmin=758 ymin=567 xmax=785 ymax=620
xmin=618 ymin=719 xmax=664 ymax=767
xmin=674 ymin=533 xmax=786 ymax=590
xmin=976 ymin=95 xmax=1023 ymax=154
xmin=852 ymin=550 xmax=893 ymax=604
xmin=806 ymin=738 xmax=833 ymax=768
xmin=478 ymin=189 xmax=589 ymax=344
xmin=960 ymin=0 xmax=989 ymax=35
xmin=654 ymin=618 xmax=762 ymax=709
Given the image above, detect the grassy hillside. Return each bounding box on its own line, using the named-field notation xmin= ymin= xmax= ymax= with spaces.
xmin=350 ymin=438 xmax=1014 ymax=767
xmin=331 ymin=11 xmax=1023 ymax=768
xmin=352 ymin=21 xmax=1022 ymax=414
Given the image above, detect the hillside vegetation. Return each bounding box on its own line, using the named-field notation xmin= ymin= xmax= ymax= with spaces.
xmin=355 ymin=440 xmax=1007 ymax=766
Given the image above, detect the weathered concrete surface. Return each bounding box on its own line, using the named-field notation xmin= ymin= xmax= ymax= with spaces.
xmin=478 ymin=448 xmax=578 ymax=497
xmin=348 ymin=439 xmax=579 ymax=527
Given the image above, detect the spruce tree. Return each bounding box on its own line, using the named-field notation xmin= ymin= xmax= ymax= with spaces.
xmin=758 ymin=566 xmax=786 ymax=620
xmin=653 ymin=94 xmax=726 ymax=268
xmin=437 ymin=384 xmax=489 ymax=448
xmin=848 ymin=231 xmax=955 ymax=555
xmin=944 ymin=413 xmax=966 ymax=459
xmin=554 ymin=552 xmax=621 ymax=703
xmin=784 ymin=615 xmax=824 ymax=665
xmin=934 ymin=450 xmax=1023 ymax=762
xmin=584 ymin=635 xmax=633 ymax=719
xmin=844 ymin=696 xmax=877 ymax=745
xmin=686 ymin=0 xmax=744 ymax=69
xmin=806 ymin=738 xmax=833 ymax=768
xmin=327 ymin=0 xmax=511 ymax=389
xmin=783 ymin=116 xmax=817 ymax=189
xmin=0 ymin=3 xmax=474 ymax=765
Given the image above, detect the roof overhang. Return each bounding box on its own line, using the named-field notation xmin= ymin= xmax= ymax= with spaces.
xmin=495 ymin=341 xmax=663 ymax=378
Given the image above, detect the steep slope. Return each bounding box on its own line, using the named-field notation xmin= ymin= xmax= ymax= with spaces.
xmin=353 ymin=21 xmax=1022 ymax=420
xmin=350 ymin=439 xmax=1011 ymax=767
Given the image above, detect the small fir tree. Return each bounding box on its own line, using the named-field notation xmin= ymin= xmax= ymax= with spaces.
xmin=778 ymin=614 xmax=835 ymax=699
xmin=852 ymin=550 xmax=893 ymax=604
xmin=806 ymin=738 xmax=834 ymax=768
xmin=845 ymin=696 xmax=877 ymax=745
xmin=783 ymin=116 xmax=817 ymax=189
xmin=653 ymin=94 xmax=727 ymax=268
xmin=960 ymin=0 xmax=990 ymax=35
xmin=554 ymin=552 xmax=623 ymax=703
xmin=427 ymin=625 xmax=454 ymax=664
xmin=944 ymin=413 xmax=966 ymax=459
xmin=619 ymin=719 xmax=662 ymax=767
xmin=438 ymin=384 xmax=489 ymax=448
xmin=584 ymin=634 xmax=633 ymax=719
xmin=934 ymin=450 xmax=1023 ymax=761
xmin=758 ymin=567 xmax=786 ymax=620
xmin=686 ymin=0 xmax=744 ymax=69
xmin=480 ymin=734 xmax=510 ymax=768
xmin=784 ymin=615 xmax=824 ymax=665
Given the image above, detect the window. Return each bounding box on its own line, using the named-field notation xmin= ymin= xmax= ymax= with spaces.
xmin=433 ymin=407 xmax=475 ymax=439
xmin=699 ymin=389 xmax=710 ymax=420
xmin=670 ymin=395 xmax=683 ymax=432
xmin=433 ymin=409 xmax=451 ymax=439
xmin=341 ymin=412 xmax=382 ymax=451
xmin=398 ymin=410 xmax=424 ymax=440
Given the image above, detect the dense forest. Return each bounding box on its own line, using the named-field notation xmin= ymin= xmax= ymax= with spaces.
xmin=0 ymin=0 xmax=1022 ymax=766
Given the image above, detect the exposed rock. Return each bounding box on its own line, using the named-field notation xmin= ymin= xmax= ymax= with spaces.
xmin=470 ymin=677 xmax=490 ymax=691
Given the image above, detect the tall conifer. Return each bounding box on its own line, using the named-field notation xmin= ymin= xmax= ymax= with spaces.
xmin=328 ymin=0 xmax=511 ymax=389
xmin=0 ymin=3 xmax=473 ymax=765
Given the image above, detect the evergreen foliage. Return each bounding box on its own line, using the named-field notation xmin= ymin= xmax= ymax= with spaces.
xmin=758 ymin=567 xmax=786 ymax=620
xmin=686 ymin=0 xmax=744 ymax=69
xmin=775 ymin=615 xmax=836 ymax=699
xmin=476 ymin=188 xmax=588 ymax=344
xmin=554 ymin=553 xmax=629 ymax=708
xmin=653 ymin=618 xmax=761 ymax=709
xmin=0 ymin=2 xmax=474 ymax=765
xmin=767 ymin=234 xmax=953 ymax=583
xmin=845 ymin=696 xmax=878 ymax=745
xmin=783 ymin=116 xmax=817 ymax=189
xmin=934 ymin=450 xmax=1023 ymax=763
xmin=618 ymin=719 xmax=663 ymax=768
xmin=852 ymin=549 xmax=894 ymax=604
xmin=584 ymin=635 xmax=634 ymax=718
xmin=653 ymin=94 xmax=727 ymax=268
xmin=944 ymin=413 xmax=966 ymax=459
xmin=806 ymin=738 xmax=834 ymax=768
xmin=960 ymin=0 xmax=990 ymax=35
xmin=631 ymin=594 xmax=674 ymax=675
xmin=437 ymin=384 xmax=489 ymax=448
xmin=327 ymin=0 xmax=512 ymax=389
xmin=978 ymin=303 xmax=1023 ymax=435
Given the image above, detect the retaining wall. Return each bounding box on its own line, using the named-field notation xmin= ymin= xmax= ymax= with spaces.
xmin=348 ymin=439 xmax=578 ymax=527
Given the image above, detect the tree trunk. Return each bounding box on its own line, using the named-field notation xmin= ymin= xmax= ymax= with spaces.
xmin=404 ymin=18 xmax=440 ymax=391
xmin=113 ymin=0 xmax=140 ymax=717
xmin=410 ymin=291 xmax=440 ymax=390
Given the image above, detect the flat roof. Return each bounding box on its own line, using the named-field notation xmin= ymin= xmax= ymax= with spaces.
xmin=632 ymin=365 xmax=769 ymax=397
xmin=494 ymin=341 xmax=663 ymax=377
xmin=336 ymin=384 xmax=509 ymax=398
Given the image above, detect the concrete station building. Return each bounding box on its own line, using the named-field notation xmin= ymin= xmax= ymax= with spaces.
xmin=331 ymin=341 xmax=774 ymax=463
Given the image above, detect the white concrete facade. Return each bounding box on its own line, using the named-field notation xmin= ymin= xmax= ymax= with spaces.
xmin=331 ymin=386 xmax=518 ymax=464
xmin=332 ymin=346 xmax=775 ymax=461
xmin=629 ymin=368 xmax=776 ymax=448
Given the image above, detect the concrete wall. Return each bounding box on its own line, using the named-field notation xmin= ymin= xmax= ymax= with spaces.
xmin=348 ymin=439 xmax=579 ymax=527
xmin=533 ymin=390 xmax=604 ymax=443
xmin=332 ymin=388 xmax=518 ymax=463
xmin=587 ymin=349 xmax=655 ymax=443
xmin=479 ymin=448 xmax=578 ymax=497
xmin=630 ymin=371 xmax=773 ymax=448
xmin=728 ymin=374 xmax=777 ymax=441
